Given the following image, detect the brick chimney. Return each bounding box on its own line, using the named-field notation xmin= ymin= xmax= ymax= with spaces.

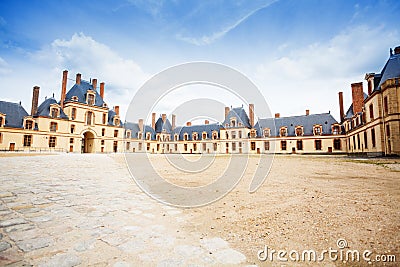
xmin=100 ymin=82 xmax=105 ymax=99
xmin=171 ymin=114 xmax=176 ymax=130
xmin=306 ymin=109 xmax=310 ymax=116
xmin=114 ymin=106 xmax=119 ymax=116
xmin=31 ymin=86 xmax=40 ymax=116
xmin=138 ymin=119 xmax=144 ymax=132
xmin=275 ymin=113 xmax=280 ymax=118
xmin=249 ymin=104 xmax=254 ymax=127
xmin=152 ymin=113 xmax=156 ymax=130
xmin=60 ymin=70 xmax=68 ymax=108
xmin=76 ymin=73 xmax=81 ymax=85
xmin=205 ymin=120 xmax=209 ymax=125
xmin=351 ymin=82 xmax=364 ymax=114
xmin=161 ymin=114 xmax=167 ymax=123
xmin=92 ymin=78 xmax=97 ymax=91
xmin=225 ymin=107 xmax=230 ymax=119
xmin=186 ymin=122 xmax=192 ymax=126
xmin=338 ymin=92 xmax=344 ymax=121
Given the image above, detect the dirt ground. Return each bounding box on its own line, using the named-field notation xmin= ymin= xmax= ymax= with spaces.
xmin=146 ymin=154 xmax=400 ymax=266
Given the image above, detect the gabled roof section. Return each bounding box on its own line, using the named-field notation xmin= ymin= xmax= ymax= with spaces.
xmin=108 ymin=109 xmax=123 ymax=127
xmin=373 ymin=50 xmax=400 ymax=92
xmin=155 ymin=117 xmax=172 ymax=133
xmin=124 ymin=122 xmax=140 ymax=138
xmin=0 ymin=101 xmax=29 ymax=128
xmin=65 ymin=80 xmax=105 ymax=107
xmin=36 ymin=97 xmax=68 ymax=119
xmin=222 ymin=107 xmax=251 ymax=128
xmin=256 ymin=113 xmax=339 ymax=137
xmin=172 ymin=123 xmax=222 ymax=141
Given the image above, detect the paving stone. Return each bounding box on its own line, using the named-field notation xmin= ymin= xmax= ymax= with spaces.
xmin=29 ymin=215 xmax=53 ymax=223
xmin=100 ymin=234 xmax=128 ymax=246
xmin=157 ymin=258 xmax=184 ymax=267
xmin=213 ymin=248 xmax=247 ymax=264
xmin=113 ymin=262 xmax=131 ymax=267
xmin=174 ymin=245 xmax=205 ymax=257
xmin=4 ymin=223 xmax=35 ymax=233
xmin=0 ymin=210 xmax=12 ymax=216
xmin=73 ymin=239 xmax=95 ymax=252
xmin=118 ymin=239 xmax=146 ymax=253
xmin=38 ymin=253 xmax=81 ymax=267
xmin=16 ymin=236 xmax=53 ymax=252
xmin=0 ymin=191 xmax=14 ymax=198
xmin=0 ymin=241 xmax=11 ymax=252
xmin=200 ymin=237 xmax=229 ymax=253
xmin=4 ymin=261 xmax=33 ymax=267
xmin=8 ymin=228 xmax=44 ymax=241
xmin=0 ymin=218 xmax=27 ymax=228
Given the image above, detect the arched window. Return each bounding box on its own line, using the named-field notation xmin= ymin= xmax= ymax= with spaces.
xmin=50 ymin=108 xmax=59 ymax=118
xmin=202 ymin=132 xmax=207 ymax=139
xmin=212 ymin=131 xmax=218 ymax=140
xmin=263 ymin=128 xmax=270 ymax=137
xmin=313 ymin=125 xmax=322 ymax=135
xmin=174 ymin=134 xmax=179 ymax=141
xmin=192 ymin=132 xmax=198 ymax=141
xmin=280 ymin=127 xmax=287 ymax=137
xmin=295 ymin=126 xmax=303 ymax=136
xmin=184 ymin=133 xmax=189 ymax=141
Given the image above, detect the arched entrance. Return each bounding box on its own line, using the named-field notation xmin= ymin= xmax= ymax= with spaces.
xmin=82 ymin=131 xmax=95 ymax=153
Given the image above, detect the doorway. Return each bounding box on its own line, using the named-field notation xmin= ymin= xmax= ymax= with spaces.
xmin=82 ymin=131 xmax=95 ymax=153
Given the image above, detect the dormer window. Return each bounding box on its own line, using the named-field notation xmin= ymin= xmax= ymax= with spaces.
xmin=174 ymin=134 xmax=179 ymax=141
xmin=102 ymin=103 xmax=108 ymax=108
xmin=250 ymin=129 xmax=256 ymax=138
xmin=230 ymin=118 xmax=236 ymax=127
xmin=157 ymin=134 xmax=161 ymax=141
xmin=313 ymin=125 xmax=322 ymax=135
xmin=202 ymin=132 xmax=207 ymax=139
xmin=295 ymin=126 xmax=303 ymax=136
xmin=184 ymin=133 xmax=189 ymax=141
xmin=0 ymin=115 xmax=3 ymax=127
xmin=71 ymin=96 xmax=78 ymax=101
xmin=212 ymin=131 xmax=218 ymax=140
xmin=332 ymin=125 xmax=340 ymax=135
xmin=126 ymin=131 xmax=131 ymax=139
xmin=280 ymin=127 xmax=287 ymax=137
xmin=50 ymin=107 xmax=59 ymax=118
xmin=25 ymin=120 xmax=34 ymax=130
xmin=138 ymin=132 xmax=143 ymax=139
xmin=238 ymin=122 xmax=243 ymax=127
xmin=146 ymin=132 xmax=151 ymax=140
xmin=114 ymin=118 xmax=120 ymax=126
xmin=192 ymin=132 xmax=198 ymax=141
xmin=263 ymin=128 xmax=270 ymax=137
xmin=87 ymin=92 xmax=95 ymax=106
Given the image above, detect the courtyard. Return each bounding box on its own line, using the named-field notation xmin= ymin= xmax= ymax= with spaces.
xmin=0 ymin=153 xmax=399 ymax=266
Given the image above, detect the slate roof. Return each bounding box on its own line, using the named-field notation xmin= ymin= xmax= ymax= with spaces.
xmin=374 ymin=50 xmax=400 ymax=91
xmin=222 ymin=107 xmax=251 ymax=128
xmin=155 ymin=117 xmax=172 ymax=133
xmin=255 ymin=113 xmax=339 ymax=137
xmin=36 ymin=97 xmax=68 ymax=119
xmin=0 ymin=101 xmax=29 ymax=128
xmin=108 ymin=109 xmax=124 ymax=127
xmin=124 ymin=122 xmax=140 ymax=138
xmin=172 ymin=123 xmax=222 ymax=141
xmin=65 ymin=80 xmax=105 ymax=107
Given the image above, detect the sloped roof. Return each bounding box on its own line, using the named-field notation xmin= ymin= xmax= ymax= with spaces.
xmin=36 ymin=97 xmax=68 ymax=119
xmin=373 ymin=50 xmax=400 ymax=92
xmin=155 ymin=117 xmax=172 ymax=133
xmin=124 ymin=122 xmax=140 ymax=138
xmin=222 ymin=107 xmax=251 ymax=128
xmin=172 ymin=123 xmax=222 ymax=141
xmin=255 ymin=113 xmax=339 ymax=137
xmin=0 ymin=101 xmax=29 ymax=128
xmin=108 ymin=109 xmax=123 ymax=127
xmin=65 ymin=80 xmax=105 ymax=107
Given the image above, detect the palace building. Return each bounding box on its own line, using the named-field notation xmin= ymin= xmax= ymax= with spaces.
xmin=0 ymin=46 xmax=399 ymax=156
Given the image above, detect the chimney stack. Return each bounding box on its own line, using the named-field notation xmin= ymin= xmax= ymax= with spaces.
xmin=275 ymin=113 xmax=280 ymax=118
xmin=138 ymin=119 xmax=144 ymax=132
xmin=186 ymin=122 xmax=192 ymax=127
xmin=306 ymin=109 xmax=310 ymax=116
xmin=351 ymin=82 xmax=364 ymax=114
xmin=249 ymin=104 xmax=254 ymax=127
xmin=152 ymin=113 xmax=156 ymax=130
xmin=92 ymin=78 xmax=97 ymax=91
xmin=100 ymin=82 xmax=105 ymax=99
xmin=225 ymin=107 xmax=230 ymax=119
xmin=31 ymin=86 xmax=40 ymax=116
xmin=76 ymin=73 xmax=81 ymax=85
xmin=338 ymin=92 xmax=344 ymax=121
xmin=171 ymin=114 xmax=176 ymax=130
xmin=60 ymin=70 xmax=68 ymax=108
xmin=205 ymin=120 xmax=209 ymax=125
xmin=114 ymin=106 xmax=119 ymax=116
xmin=162 ymin=114 xmax=167 ymax=123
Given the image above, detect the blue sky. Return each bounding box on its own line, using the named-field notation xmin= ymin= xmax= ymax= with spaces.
xmin=0 ymin=0 xmax=399 ymax=123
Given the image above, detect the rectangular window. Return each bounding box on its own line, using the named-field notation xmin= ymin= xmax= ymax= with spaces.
xmin=175 ymin=144 xmax=178 ymax=151
xmin=231 ymin=131 xmax=236 ymax=139
xmin=296 ymin=140 xmax=303 ymax=150
xmin=333 ymin=139 xmax=341 ymax=150
xmin=51 ymin=108 xmax=58 ymax=118
xmin=369 ymin=104 xmax=374 ymax=119
xmin=25 ymin=120 xmax=33 ymax=130
xmin=315 ymin=140 xmax=322 ymax=150
xmin=126 ymin=142 xmax=130 ymax=151
xmin=101 ymin=140 xmax=105 ymax=145
xmin=113 ymin=141 xmax=118 ymax=152
xmin=232 ymin=142 xmax=236 ymax=151
xmin=50 ymin=122 xmax=57 ymax=132
xmin=0 ymin=117 xmax=3 ymax=127
xmin=364 ymin=132 xmax=368 ymax=149
xmin=71 ymin=108 xmax=76 ymax=120
xmin=264 ymin=141 xmax=270 ymax=150
xmin=238 ymin=131 xmax=242 ymax=138
xmin=357 ymin=134 xmax=360 ymax=150
xmin=386 ymin=124 xmax=390 ymax=137
xmin=114 ymin=130 xmax=118 ymax=137
xmin=147 ymin=143 xmax=150 ymax=151
xmin=384 ymin=96 xmax=388 ymax=114
xmin=371 ymin=128 xmax=376 ymax=147
xmin=102 ymin=113 xmax=107 ymax=124
xmin=69 ymin=138 xmax=74 ymax=144
xmin=184 ymin=144 xmax=188 ymax=151
xmin=71 ymin=125 xmax=75 ymax=134
xmin=332 ymin=126 xmax=340 ymax=135
xmin=202 ymin=143 xmax=206 ymax=151
xmin=193 ymin=143 xmax=197 ymax=151
xmin=23 ymin=135 xmax=32 ymax=147
xmin=280 ymin=128 xmax=287 ymax=136
xmin=0 ymin=133 xmax=2 ymax=143
xmin=281 ymin=141 xmax=287 ymax=150
xmin=49 ymin=136 xmax=56 ymax=148
xmin=295 ymin=128 xmax=303 ymax=136
xmin=353 ymin=135 xmax=356 ymax=150
xmin=102 ymin=128 xmax=105 ymax=136
xmin=139 ymin=143 xmax=142 ymax=151
xmin=251 ymin=141 xmax=256 ymax=151
xmin=86 ymin=112 xmax=93 ymax=125
xmin=213 ymin=143 xmax=217 ymax=151
xmin=88 ymin=94 xmax=95 ymax=106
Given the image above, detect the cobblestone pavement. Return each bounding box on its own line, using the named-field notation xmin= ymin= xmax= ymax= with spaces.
xmin=0 ymin=154 xmax=249 ymax=266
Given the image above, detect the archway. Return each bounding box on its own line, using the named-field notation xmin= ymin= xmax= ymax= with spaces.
xmin=82 ymin=131 xmax=95 ymax=153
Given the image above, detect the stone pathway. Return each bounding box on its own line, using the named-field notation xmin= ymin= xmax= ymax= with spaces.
xmin=0 ymin=154 xmax=249 ymax=266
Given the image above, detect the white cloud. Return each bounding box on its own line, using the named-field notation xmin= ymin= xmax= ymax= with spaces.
xmin=253 ymin=25 xmax=399 ymax=120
